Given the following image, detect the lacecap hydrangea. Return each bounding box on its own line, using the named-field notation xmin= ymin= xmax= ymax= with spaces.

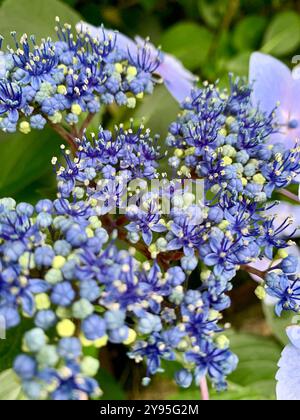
xmin=0 ymin=21 xmax=299 ymax=400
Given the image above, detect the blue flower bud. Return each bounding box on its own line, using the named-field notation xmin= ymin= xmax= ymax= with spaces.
xmin=58 ymin=337 xmax=82 ymax=360
xmin=35 ymin=310 xmax=56 ymax=330
xmin=14 ymin=355 xmax=36 ymax=380
xmin=104 ymin=310 xmax=126 ymax=330
xmin=82 ymin=315 xmax=106 ymax=341
xmin=24 ymin=328 xmax=47 ymax=353
xmin=175 ymin=369 xmax=193 ymax=388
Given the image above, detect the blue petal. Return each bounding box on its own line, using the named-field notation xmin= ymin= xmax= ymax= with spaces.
xmin=249 ymin=52 xmax=291 ymax=121
xmin=277 ymin=344 xmax=300 ymax=400
xmin=287 ymin=326 xmax=300 ymax=350
xmin=28 ymin=279 xmax=50 ymax=293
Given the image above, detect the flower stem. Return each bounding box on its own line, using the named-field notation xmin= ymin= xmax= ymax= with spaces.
xmin=279 ymin=188 xmax=300 ymax=204
xmin=79 ymin=113 xmax=96 ymax=138
xmin=242 ymin=265 xmax=266 ymax=279
xmin=200 ymin=376 xmax=209 ymax=401
xmin=48 ymin=121 xmax=78 ymax=153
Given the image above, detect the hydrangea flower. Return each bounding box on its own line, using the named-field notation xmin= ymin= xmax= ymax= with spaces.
xmin=0 ymin=22 xmax=300 ymax=400
xmin=76 ymin=21 xmax=197 ymax=103
xmin=250 ymin=52 xmax=300 ymax=148
xmin=277 ymin=326 xmax=300 ymax=400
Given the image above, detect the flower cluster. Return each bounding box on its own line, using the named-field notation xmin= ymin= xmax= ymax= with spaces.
xmin=0 ymin=19 xmax=181 ymax=136
xmin=0 ymin=22 xmax=300 ymax=400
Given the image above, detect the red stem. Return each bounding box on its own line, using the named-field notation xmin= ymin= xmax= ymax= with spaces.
xmin=48 ymin=121 xmax=78 ymax=153
xmin=242 ymin=265 xmax=267 ymax=280
xmin=200 ymin=376 xmax=209 ymax=401
xmin=79 ymin=113 xmax=96 ymax=138
xmin=279 ymin=188 xmax=300 ymax=204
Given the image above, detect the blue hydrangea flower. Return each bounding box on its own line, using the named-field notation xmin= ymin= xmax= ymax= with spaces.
xmin=277 ymin=326 xmax=300 ymax=400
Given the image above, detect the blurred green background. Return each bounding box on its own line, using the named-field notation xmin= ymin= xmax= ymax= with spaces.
xmin=0 ymin=0 xmax=300 ymax=400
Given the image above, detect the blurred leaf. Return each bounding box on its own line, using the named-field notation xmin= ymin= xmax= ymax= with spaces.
xmin=62 ymin=0 xmax=77 ymax=6
xmin=262 ymin=11 xmax=300 ymax=56
xmin=226 ymin=51 xmax=251 ymax=77
xmin=198 ymin=0 xmax=229 ymax=29
xmin=0 ymin=370 xmax=22 ymax=400
xmin=228 ymin=332 xmax=281 ymax=398
xmin=140 ymin=0 xmax=158 ymax=11
xmin=263 ymin=303 xmax=293 ymax=346
xmin=0 ymin=128 xmax=61 ymax=199
xmin=0 ymin=0 xmax=81 ymax=44
xmin=97 ymin=369 xmax=126 ymax=400
xmin=233 ymin=15 xmax=267 ymax=52
xmin=0 ymin=320 xmax=33 ymax=372
xmin=176 ymin=0 xmax=199 ymax=18
xmin=160 ymin=22 xmax=213 ymax=70
xmin=134 ymin=85 xmax=179 ymax=139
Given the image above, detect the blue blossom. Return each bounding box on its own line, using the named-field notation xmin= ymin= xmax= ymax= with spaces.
xmin=82 ymin=314 xmax=106 ymax=341
xmin=185 ymin=342 xmax=238 ymax=391
xmin=175 ymin=369 xmax=193 ymax=389
xmin=277 ymin=326 xmax=300 ymax=400
xmin=0 ymin=80 xmax=23 ymax=122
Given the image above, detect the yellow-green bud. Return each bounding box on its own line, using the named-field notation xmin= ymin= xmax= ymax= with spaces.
xmin=35 ymin=293 xmax=51 ymax=311
xmin=123 ymin=329 xmax=137 ymax=345
xmin=19 ymin=121 xmax=31 ymax=134
xmin=49 ymin=112 xmax=62 ymax=124
xmin=57 ymin=85 xmax=67 ymax=95
xmin=71 ymin=104 xmax=82 ymax=116
xmin=115 ymin=63 xmax=123 ymax=73
xmin=253 ymin=173 xmax=266 ymax=185
xmin=52 ymin=256 xmax=66 ymax=270
xmin=216 ymin=335 xmax=230 ymax=349
xmin=81 ymin=356 xmax=100 ymax=377
xmin=255 ymin=286 xmax=266 ymax=300
xmin=56 ymin=319 xmax=76 ymax=337
xmin=127 ymin=97 xmax=136 ymax=109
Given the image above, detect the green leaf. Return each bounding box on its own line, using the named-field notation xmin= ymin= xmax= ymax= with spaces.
xmin=0 ymin=319 xmax=33 ymax=372
xmin=233 ymin=15 xmax=267 ymax=52
xmin=97 ymin=369 xmax=126 ymax=400
xmin=225 ymin=51 xmax=251 ymax=77
xmin=0 ymin=0 xmax=81 ymax=45
xmin=198 ymin=0 xmax=229 ymax=29
xmin=139 ymin=0 xmax=158 ymax=11
xmin=0 ymin=128 xmax=61 ymax=200
xmin=160 ymin=22 xmax=213 ymax=70
xmin=226 ymin=331 xmax=281 ymax=399
xmin=263 ymin=303 xmax=294 ymax=346
xmin=262 ymin=11 xmax=300 ymax=56
xmin=0 ymin=370 xmax=22 ymax=400
xmin=134 ymin=85 xmax=179 ymax=139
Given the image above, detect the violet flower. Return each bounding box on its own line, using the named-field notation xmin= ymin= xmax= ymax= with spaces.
xmin=76 ymin=21 xmax=196 ymax=103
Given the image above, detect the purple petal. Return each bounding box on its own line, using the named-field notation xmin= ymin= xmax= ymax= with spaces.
xmin=167 ymin=238 xmax=183 ymax=251
xmin=156 ymin=54 xmax=195 ymax=102
xmin=287 ymin=326 xmax=300 ymax=350
xmin=135 ymin=35 xmax=195 ymax=102
xmin=250 ymin=52 xmax=292 ymax=122
xmin=204 ymin=253 xmax=219 ymax=266
xmin=265 ymin=202 xmax=300 ymax=238
xmin=76 ymin=22 xmax=136 ymax=52
xmin=142 ymin=230 xmax=152 ymax=246
xmin=276 ymin=344 xmax=300 ymax=400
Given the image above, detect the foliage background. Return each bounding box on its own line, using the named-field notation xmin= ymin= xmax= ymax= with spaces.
xmin=0 ymin=0 xmax=299 ymax=400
